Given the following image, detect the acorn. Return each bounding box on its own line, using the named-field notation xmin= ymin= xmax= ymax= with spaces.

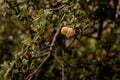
xmin=61 ymin=26 xmax=76 ymax=38
xmin=61 ymin=27 xmax=68 ymax=35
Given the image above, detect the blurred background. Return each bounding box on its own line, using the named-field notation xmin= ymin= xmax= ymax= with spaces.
xmin=0 ymin=0 xmax=120 ymax=80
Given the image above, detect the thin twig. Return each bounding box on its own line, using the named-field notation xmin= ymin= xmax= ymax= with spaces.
xmin=47 ymin=5 xmax=65 ymax=11
xmin=50 ymin=14 xmax=66 ymax=51
xmin=38 ymin=51 xmax=50 ymax=57
xmin=39 ymin=48 xmax=50 ymax=55
xmin=26 ymin=52 xmax=50 ymax=80
xmin=49 ymin=14 xmax=66 ymax=80
xmin=83 ymin=20 xmax=112 ymax=39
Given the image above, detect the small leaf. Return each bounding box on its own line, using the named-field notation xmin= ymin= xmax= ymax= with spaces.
xmin=22 ymin=33 xmax=32 ymax=46
xmin=4 ymin=68 xmax=11 ymax=79
xmin=31 ymin=25 xmax=40 ymax=31
xmin=44 ymin=9 xmax=52 ymax=17
xmin=39 ymin=18 xmax=47 ymax=26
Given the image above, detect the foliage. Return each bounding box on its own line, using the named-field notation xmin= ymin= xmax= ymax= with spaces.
xmin=0 ymin=0 xmax=120 ymax=80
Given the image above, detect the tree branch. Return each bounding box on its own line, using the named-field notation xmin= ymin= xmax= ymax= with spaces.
xmin=26 ymin=14 xmax=66 ymax=80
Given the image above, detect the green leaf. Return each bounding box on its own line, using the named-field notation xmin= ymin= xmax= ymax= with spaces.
xmin=44 ymin=9 xmax=52 ymax=17
xmin=39 ymin=18 xmax=47 ymax=26
xmin=1 ymin=62 xmax=9 ymax=69
xmin=22 ymin=33 xmax=32 ymax=46
xmin=31 ymin=25 xmax=40 ymax=31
